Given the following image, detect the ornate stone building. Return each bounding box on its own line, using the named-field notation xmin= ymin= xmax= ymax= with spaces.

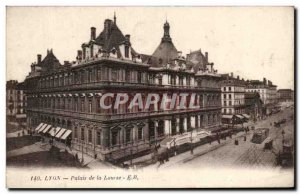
xmin=24 ymin=15 xmax=222 ymax=162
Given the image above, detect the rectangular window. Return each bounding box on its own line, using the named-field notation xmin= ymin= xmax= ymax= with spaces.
xmin=81 ymin=99 xmax=85 ymax=112
xmin=102 ymin=67 xmax=108 ymax=80
xmin=138 ymin=128 xmax=143 ymax=140
xmin=125 ymin=46 xmax=129 ymax=58
xmin=138 ymin=72 xmax=142 ymax=83
xmin=74 ymin=98 xmax=78 ymax=111
xmin=126 ymin=70 xmax=131 ymax=82
xmin=229 ymin=87 xmax=231 ymax=91
xmin=96 ymin=131 xmax=101 ymax=145
xmin=125 ymin=129 xmax=131 ymax=143
xmin=97 ymin=69 xmax=101 ymax=81
xmin=89 ymin=100 xmax=92 ymax=113
xmin=81 ymin=128 xmax=85 ymax=141
xmin=88 ymin=130 xmax=92 ymax=143
xmin=111 ymin=68 xmax=117 ymax=82
xmin=88 ymin=70 xmax=92 ymax=83
xmin=74 ymin=127 xmax=78 ymax=139
xmin=81 ymin=71 xmax=85 ymax=83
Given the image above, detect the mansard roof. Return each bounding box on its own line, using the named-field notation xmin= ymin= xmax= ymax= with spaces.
xmin=94 ymin=20 xmax=126 ymax=51
xmin=186 ymin=49 xmax=209 ymax=72
xmin=151 ymin=21 xmax=179 ymax=67
xmin=40 ymin=49 xmax=62 ymax=72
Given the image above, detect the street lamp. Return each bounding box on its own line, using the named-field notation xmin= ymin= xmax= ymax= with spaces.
xmin=190 ymin=130 xmax=194 ymax=155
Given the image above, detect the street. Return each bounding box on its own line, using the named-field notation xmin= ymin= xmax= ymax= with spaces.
xmin=147 ymin=107 xmax=294 ymax=170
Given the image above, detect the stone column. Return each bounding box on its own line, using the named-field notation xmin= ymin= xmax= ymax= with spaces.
xmin=143 ymin=123 xmax=149 ymax=141
xmin=176 ymin=118 xmax=180 ymax=133
xmin=154 ymin=121 xmax=158 ymax=139
xmin=164 ymin=120 xmax=170 ymax=135
xmin=191 ymin=116 xmax=196 ymax=128
xmin=101 ymin=123 xmax=110 ymax=149
xmin=183 ymin=117 xmax=187 ymax=132
xmin=119 ymin=127 xmax=124 ymax=146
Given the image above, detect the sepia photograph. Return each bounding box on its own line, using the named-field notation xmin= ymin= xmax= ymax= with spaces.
xmin=5 ymin=6 xmax=295 ymax=188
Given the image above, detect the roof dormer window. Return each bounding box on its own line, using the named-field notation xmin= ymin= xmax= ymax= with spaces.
xmin=125 ymin=46 xmax=129 ymax=58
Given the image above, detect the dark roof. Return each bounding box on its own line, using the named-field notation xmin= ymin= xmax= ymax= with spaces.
xmin=278 ymin=89 xmax=293 ymax=92
xmin=152 ymin=41 xmax=178 ymax=67
xmin=186 ymin=49 xmax=210 ymax=73
xmin=89 ymin=19 xmax=126 ymax=52
xmin=6 ymin=80 xmax=18 ymax=89
xmin=151 ymin=21 xmax=178 ymax=67
xmin=40 ymin=50 xmax=62 ymax=72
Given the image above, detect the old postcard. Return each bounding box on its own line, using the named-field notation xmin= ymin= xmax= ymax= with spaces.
xmin=6 ymin=6 xmax=295 ymax=188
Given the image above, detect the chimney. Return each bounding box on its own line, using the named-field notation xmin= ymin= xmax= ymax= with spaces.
xmin=237 ymin=75 xmax=240 ymax=80
xmin=104 ymin=19 xmax=112 ymax=38
xmin=90 ymin=27 xmax=96 ymax=40
xmin=231 ymin=72 xmax=233 ymax=78
xmin=37 ymin=54 xmax=42 ymax=64
xmin=77 ymin=50 xmax=83 ymax=60
xmin=125 ymin=34 xmax=130 ymax=42
xmin=205 ymin=52 xmax=208 ymax=61
xmin=263 ymin=77 xmax=267 ymax=85
xmin=177 ymin=51 xmax=182 ymax=57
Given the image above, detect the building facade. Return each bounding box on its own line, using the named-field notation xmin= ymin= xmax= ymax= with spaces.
xmin=245 ymin=78 xmax=278 ymax=115
xmin=220 ymin=73 xmax=246 ymax=115
xmin=6 ymin=80 xmax=27 ymax=122
xmin=24 ymin=16 xmax=222 ymax=162
xmin=277 ymin=89 xmax=294 ymax=102
xmin=244 ymin=92 xmax=263 ymax=119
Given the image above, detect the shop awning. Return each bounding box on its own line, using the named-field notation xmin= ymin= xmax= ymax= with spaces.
xmin=222 ymin=115 xmax=233 ymax=119
xmin=34 ymin=123 xmax=44 ymax=131
xmin=55 ymin=128 xmax=67 ymax=139
xmin=38 ymin=124 xmax=48 ymax=133
xmin=235 ymin=115 xmax=244 ymax=119
xmin=48 ymin=127 xmax=61 ymax=137
xmin=242 ymin=114 xmax=250 ymax=119
xmin=61 ymin=130 xmax=72 ymax=140
xmin=42 ymin=125 xmax=52 ymax=133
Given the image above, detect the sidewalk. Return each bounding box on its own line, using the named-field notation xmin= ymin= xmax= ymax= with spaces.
xmin=146 ymin=130 xmax=250 ymax=169
xmin=7 ymin=143 xmax=45 ymax=158
xmin=7 ymin=130 xmax=28 ymax=138
xmin=37 ymin=138 xmax=115 ymax=169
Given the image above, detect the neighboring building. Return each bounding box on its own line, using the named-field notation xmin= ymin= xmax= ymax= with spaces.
xmin=23 ymin=15 xmax=222 ymax=162
xmin=245 ymin=78 xmax=278 ymax=115
xmin=244 ymin=92 xmax=263 ymax=119
xmin=6 ymin=80 xmax=27 ymax=123
xmin=220 ymin=73 xmax=246 ymax=115
xmin=277 ymin=89 xmax=294 ymax=102
xmin=219 ymin=73 xmax=247 ymax=125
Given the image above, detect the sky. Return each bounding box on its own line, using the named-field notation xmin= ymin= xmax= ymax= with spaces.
xmin=6 ymin=7 xmax=294 ymax=89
